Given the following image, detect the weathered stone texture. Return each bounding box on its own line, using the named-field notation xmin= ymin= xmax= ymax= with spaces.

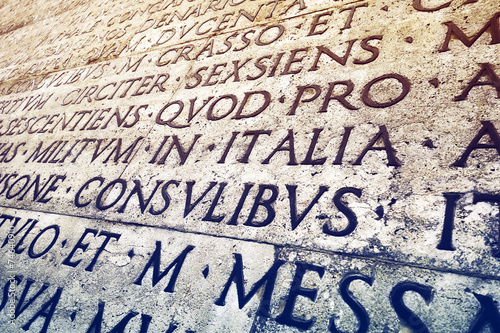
xmin=0 ymin=0 xmax=499 ymax=331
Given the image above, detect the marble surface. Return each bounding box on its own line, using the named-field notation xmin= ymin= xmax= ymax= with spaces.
xmin=0 ymin=0 xmax=499 ymax=331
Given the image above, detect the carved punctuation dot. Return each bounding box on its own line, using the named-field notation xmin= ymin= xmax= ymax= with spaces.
xmin=202 ymin=266 xmax=209 ymax=279
xmin=423 ymin=139 xmax=437 ymax=148
xmin=429 ymin=78 xmax=440 ymax=88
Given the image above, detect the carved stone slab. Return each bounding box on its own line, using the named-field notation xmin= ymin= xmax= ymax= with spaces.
xmin=0 ymin=0 xmax=499 ymax=331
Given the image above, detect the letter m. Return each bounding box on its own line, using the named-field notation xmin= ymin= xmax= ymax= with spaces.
xmin=103 ymin=137 xmax=144 ymax=163
xmin=117 ymin=54 xmax=147 ymax=74
xmin=215 ymin=254 xmax=284 ymax=317
xmin=439 ymin=12 xmax=500 ymax=52
xmin=25 ymin=141 xmax=58 ymax=163
xmin=134 ymin=242 xmax=194 ymax=293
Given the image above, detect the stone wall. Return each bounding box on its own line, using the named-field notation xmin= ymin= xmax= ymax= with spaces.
xmin=0 ymin=0 xmax=499 ymax=331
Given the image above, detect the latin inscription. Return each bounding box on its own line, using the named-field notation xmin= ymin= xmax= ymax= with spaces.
xmin=1 ymin=212 xmax=500 ymax=332
xmin=0 ymin=0 xmax=499 ymax=331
